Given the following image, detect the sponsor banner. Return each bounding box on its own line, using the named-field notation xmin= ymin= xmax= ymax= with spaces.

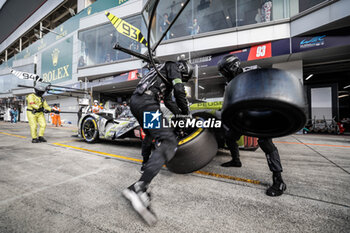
xmin=292 ymin=34 xmax=350 ymax=53
xmin=52 ymin=68 xmax=140 ymax=90
xmin=10 ymin=69 xmax=38 ymax=80
xmin=88 ymin=75 xmax=128 ymax=88
xmin=14 ymin=19 xmax=79 ymax=61
xmin=271 ymin=38 xmax=291 ymax=57
xmin=41 ymin=37 xmax=73 ymax=84
xmin=247 ymin=43 xmax=272 ymax=61
xmin=127 ymin=70 xmax=139 ymax=80
xmin=190 ymin=101 xmax=223 ymax=110
xmin=83 ymin=69 xmax=141 ymax=88
xmin=191 ymin=39 xmax=290 ymax=68
xmin=105 ymin=11 xmax=148 ymax=46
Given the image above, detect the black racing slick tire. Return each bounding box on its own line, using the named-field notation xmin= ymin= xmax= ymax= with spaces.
xmin=166 ymin=126 xmax=218 ymax=174
xmin=81 ymin=117 xmax=99 ymax=143
xmin=192 ymin=111 xmax=225 ymax=148
xmin=222 ymin=68 xmax=307 ymax=138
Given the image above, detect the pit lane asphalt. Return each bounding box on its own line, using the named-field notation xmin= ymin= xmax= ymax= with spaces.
xmin=0 ymin=121 xmax=349 ymax=233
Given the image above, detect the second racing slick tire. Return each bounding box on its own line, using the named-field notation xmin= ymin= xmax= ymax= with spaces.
xmin=81 ymin=116 xmax=99 ymax=143
xmin=166 ymin=123 xmax=218 ymax=174
xmin=222 ymin=68 xmax=307 ymax=138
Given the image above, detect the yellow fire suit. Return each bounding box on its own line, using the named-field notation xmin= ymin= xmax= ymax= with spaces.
xmin=26 ymin=93 xmax=52 ymax=139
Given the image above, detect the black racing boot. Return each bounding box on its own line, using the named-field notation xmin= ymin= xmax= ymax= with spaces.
xmin=38 ymin=136 xmax=47 ymax=142
xmin=221 ymin=158 xmax=242 ymax=167
xmin=122 ymin=181 xmax=157 ymax=226
xmin=266 ymin=172 xmax=286 ymax=197
xmin=32 ymin=138 xmax=40 ymax=143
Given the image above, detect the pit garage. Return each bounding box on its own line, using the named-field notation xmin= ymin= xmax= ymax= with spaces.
xmin=1 ymin=0 xmax=350 ymax=231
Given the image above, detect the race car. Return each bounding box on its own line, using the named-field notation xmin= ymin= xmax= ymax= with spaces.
xmin=77 ymin=104 xmax=218 ymax=173
xmin=78 ymin=111 xmax=140 ymax=143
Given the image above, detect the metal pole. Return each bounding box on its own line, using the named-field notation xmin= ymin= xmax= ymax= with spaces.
xmin=46 ymin=92 xmax=82 ymax=98
xmin=19 ymin=38 xmax=22 ymax=52
xmin=90 ymin=86 xmax=93 ymax=106
xmin=85 ymin=77 xmax=88 ymax=100
xmin=194 ymin=65 xmax=199 ymax=100
xmin=39 ymin=22 xmax=43 ymax=39
xmin=48 ymin=88 xmax=88 ymax=94
xmin=49 ymin=84 xmax=86 ymax=91
xmin=114 ymin=43 xmax=156 ymax=63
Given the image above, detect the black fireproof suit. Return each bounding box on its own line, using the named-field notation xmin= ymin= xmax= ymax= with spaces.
xmin=224 ymin=125 xmax=283 ymax=173
xmin=222 ymin=68 xmax=283 ymax=174
xmin=130 ymin=62 xmax=189 ymax=184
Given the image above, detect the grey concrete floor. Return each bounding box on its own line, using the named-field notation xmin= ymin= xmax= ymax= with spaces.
xmin=0 ymin=121 xmax=349 ymax=233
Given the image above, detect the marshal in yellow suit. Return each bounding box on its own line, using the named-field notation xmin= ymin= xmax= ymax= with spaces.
xmin=26 ymin=83 xmax=52 ymax=143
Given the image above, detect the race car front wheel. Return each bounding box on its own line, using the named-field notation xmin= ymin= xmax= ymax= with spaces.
xmin=82 ymin=117 xmax=99 ymax=143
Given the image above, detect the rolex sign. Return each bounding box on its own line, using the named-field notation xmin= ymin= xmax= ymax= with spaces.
xmin=41 ymin=37 xmax=73 ymax=84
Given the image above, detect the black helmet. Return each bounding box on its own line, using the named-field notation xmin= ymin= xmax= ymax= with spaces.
xmin=217 ymin=54 xmax=243 ymax=83
xmin=177 ymin=60 xmax=193 ymax=82
xmin=34 ymin=82 xmax=47 ymax=97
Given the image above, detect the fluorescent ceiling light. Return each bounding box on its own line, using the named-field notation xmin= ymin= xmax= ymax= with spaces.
xmin=199 ymin=85 xmax=205 ymax=90
xmin=305 ymin=74 xmax=313 ymax=80
xmin=344 ymin=84 xmax=350 ymax=89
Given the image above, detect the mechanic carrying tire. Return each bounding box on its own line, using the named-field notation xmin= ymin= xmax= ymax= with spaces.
xmin=218 ymin=55 xmax=296 ymax=196
xmin=122 ymin=59 xmax=193 ymax=225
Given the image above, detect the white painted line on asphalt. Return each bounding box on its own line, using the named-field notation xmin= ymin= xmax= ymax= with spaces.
xmin=0 ymin=167 xmax=112 ymax=206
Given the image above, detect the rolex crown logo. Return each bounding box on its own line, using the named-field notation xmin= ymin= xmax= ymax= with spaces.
xmin=52 ymin=48 xmax=60 ymax=66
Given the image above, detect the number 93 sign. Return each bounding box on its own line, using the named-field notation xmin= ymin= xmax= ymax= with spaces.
xmin=105 ymin=11 xmax=148 ymax=46
xmin=247 ymin=42 xmax=272 ymax=61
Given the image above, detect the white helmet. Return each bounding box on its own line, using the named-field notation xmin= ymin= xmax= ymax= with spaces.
xmin=94 ymin=100 xmax=98 ymax=104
